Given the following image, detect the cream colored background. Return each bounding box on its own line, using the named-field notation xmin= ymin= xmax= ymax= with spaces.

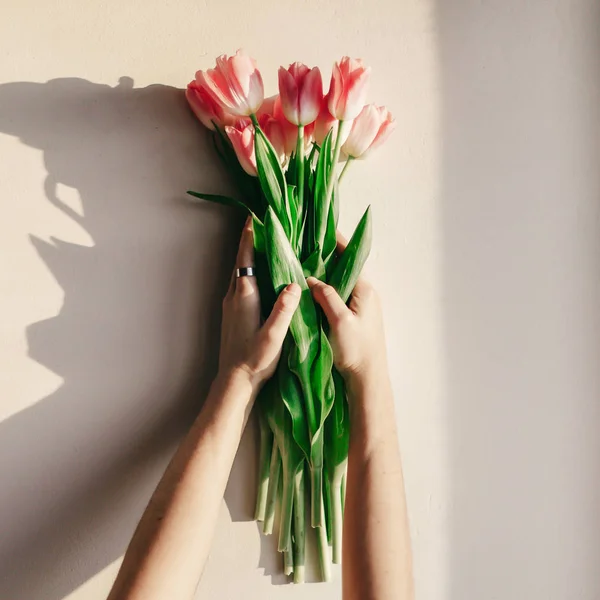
xmin=1 ymin=1 xmax=599 ymax=599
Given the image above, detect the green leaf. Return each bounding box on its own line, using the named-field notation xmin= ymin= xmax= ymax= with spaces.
xmin=262 ymin=376 xmax=304 ymax=553
xmin=279 ymin=340 xmax=311 ymax=459
xmin=313 ymin=129 xmax=333 ymax=254
xmin=324 ymin=369 xmax=349 ymax=564
xmin=286 ymin=150 xmax=298 ymax=186
xmin=323 ymin=188 xmax=338 ymax=267
xmin=332 ymin=178 xmax=340 ymax=227
xmin=325 ymin=369 xmax=350 ymax=468
xmin=254 ymin=126 xmax=291 ymax=238
xmin=212 ymin=128 xmax=263 ymax=215
xmin=264 ymin=207 xmax=318 ymax=365
xmin=301 ymin=246 xmax=325 ymax=279
xmin=286 ymin=184 xmax=300 ymax=252
xmin=187 ymin=191 xmax=248 ymax=213
xmin=251 ymin=217 xmax=277 ymax=321
xmin=264 ymin=207 xmax=336 ymax=527
xmin=329 ymin=205 xmax=373 ymax=303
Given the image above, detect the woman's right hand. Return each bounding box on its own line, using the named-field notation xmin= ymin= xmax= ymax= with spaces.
xmin=306 ymin=274 xmax=388 ymax=389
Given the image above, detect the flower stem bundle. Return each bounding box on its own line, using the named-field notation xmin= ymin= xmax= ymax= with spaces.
xmin=187 ymin=50 xmax=394 ymax=583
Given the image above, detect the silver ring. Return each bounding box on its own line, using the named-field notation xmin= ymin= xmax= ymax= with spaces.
xmin=235 ymin=267 xmax=255 ymax=278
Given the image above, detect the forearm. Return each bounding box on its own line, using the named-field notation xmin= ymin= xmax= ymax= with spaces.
xmin=342 ymin=367 xmax=414 ymax=600
xmin=108 ymin=369 xmax=256 ymax=600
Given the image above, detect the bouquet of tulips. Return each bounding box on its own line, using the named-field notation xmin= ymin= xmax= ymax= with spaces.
xmin=186 ymin=50 xmax=394 ymax=583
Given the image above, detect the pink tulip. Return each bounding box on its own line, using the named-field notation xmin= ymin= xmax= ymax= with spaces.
xmin=273 ymin=96 xmax=301 ymax=155
xmin=314 ymin=95 xmax=350 ymax=146
xmin=256 ymin=94 xmax=278 ymax=119
xmin=225 ymin=120 xmax=257 ymax=176
xmin=341 ymin=104 xmax=395 ymax=159
xmin=278 ymin=62 xmax=323 ymax=126
xmin=258 ymin=114 xmax=287 ymax=163
xmin=328 ymin=57 xmax=371 ymax=121
xmin=197 ymin=50 xmax=264 ymax=117
xmin=186 ymin=80 xmax=237 ymax=131
xmin=257 ymin=95 xmax=293 ymax=156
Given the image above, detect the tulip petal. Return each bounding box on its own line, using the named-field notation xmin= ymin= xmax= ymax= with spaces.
xmin=278 ymin=67 xmax=300 ymax=125
xmin=225 ymin=123 xmax=257 ymax=176
xmin=199 ymin=51 xmax=264 ymax=116
xmin=328 ymin=63 xmax=344 ymax=119
xmin=342 ymin=104 xmax=381 ymax=158
xmin=342 ymin=67 xmax=371 ymax=121
xmin=298 ymin=67 xmax=323 ymax=125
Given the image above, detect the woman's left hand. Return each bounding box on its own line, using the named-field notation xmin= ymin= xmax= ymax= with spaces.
xmin=218 ymin=218 xmax=300 ymax=391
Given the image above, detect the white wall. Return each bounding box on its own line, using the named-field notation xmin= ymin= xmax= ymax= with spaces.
xmin=0 ymin=1 xmax=598 ymax=599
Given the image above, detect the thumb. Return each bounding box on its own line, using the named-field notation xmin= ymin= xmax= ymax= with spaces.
xmin=307 ymin=277 xmax=350 ymax=325
xmin=260 ymin=283 xmax=301 ymax=348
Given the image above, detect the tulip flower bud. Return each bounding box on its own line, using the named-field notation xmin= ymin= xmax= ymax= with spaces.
xmin=197 ymin=50 xmax=264 ymax=117
xmin=225 ymin=120 xmax=257 ymax=176
xmin=342 ymin=104 xmax=395 ymax=159
xmin=328 ymin=57 xmax=371 ymax=121
xmin=314 ymin=95 xmax=351 ymax=147
xmin=186 ymin=80 xmax=236 ymax=130
xmin=278 ymin=62 xmax=323 ymax=126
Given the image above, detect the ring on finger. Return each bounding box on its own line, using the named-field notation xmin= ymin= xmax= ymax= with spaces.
xmin=235 ymin=266 xmax=255 ymax=278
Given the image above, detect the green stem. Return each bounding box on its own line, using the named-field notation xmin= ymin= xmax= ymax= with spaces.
xmin=254 ymin=412 xmax=272 ymax=522
xmin=331 ymin=461 xmax=347 ymax=564
xmin=263 ymin=440 xmax=281 ymax=534
xmin=284 ymin=546 xmax=294 ymax=576
xmin=292 ymin=468 xmax=306 ymax=584
xmin=310 ymin=431 xmax=325 ymax=527
xmin=338 ymin=156 xmax=353 ymax=183
xmin=278 ymin=459 xmax=295 ymax=552
xmin=250 ymin=113 xmax=259 ymax=127
xmin=323 ymin=464 xmax=333 ymax=545
xmin=321 ymin=120 xmax=346 ymax=245
xmin=316 ymin=496 xmax=332 ymax=582
xmin=296 ymin=125 xmax=305 ymax=211
xmin=310 ymin=466 xmax=323 ymax=528
xmin=307 ymin=142 xmax=318 ymax=167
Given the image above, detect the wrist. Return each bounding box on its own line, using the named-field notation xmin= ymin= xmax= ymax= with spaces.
xmin=343 ymin=357 xmax=389 ymax=396
xmin=213 ymin=366 xmax=259 ymax=404
xmin=346 ymin=368 xmax=398 ymax=459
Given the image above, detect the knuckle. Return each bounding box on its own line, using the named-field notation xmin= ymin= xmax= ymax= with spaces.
xmin=278 ymin=293 xmax=298 ymax=312
xmin=362 ymin=284 xmax=377 ymax=302
xmin=264 ymin=327 xmax=279 ymax=343
xmin=261 ymin=328 xmax=280 ymax=348
xmin=338 ymin=311 xmax=353 ymax=326
xmin=235 ymin=278 xmax=256 ymax=299
xmin=321 ymin=283 xmax=335 ymax=297
xmin=222 ymin=294 xmax=233 ymax=310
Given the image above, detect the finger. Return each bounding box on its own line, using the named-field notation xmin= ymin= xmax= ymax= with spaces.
xmin=236 ymin=216 xmax=255 ymax=269
xmin=335 ymin=230 xmax=349 ymax=254
xmin=260 ymin=283 xmax=301 ymax=347
xmin=235 ymin=217 xmax=258 ymax=298
xmin=351 ymin=275 xmax=371 ymax=298
xmin=307 ymin=277 xmax=351 ymax=325
xmin=348 ymin=276 xmax=375 ymax=314
xmin=225 ymin=269 xmax=236 ymax=299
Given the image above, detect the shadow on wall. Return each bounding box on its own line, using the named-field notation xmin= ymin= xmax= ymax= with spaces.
xmin=436 ymin=2 xmax=600 ymax=599
xmin=0 ymin=77 xmax=280 ymax=599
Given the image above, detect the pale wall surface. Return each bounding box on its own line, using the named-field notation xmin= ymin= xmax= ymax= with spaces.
xmin=0 ymin=1 xmax=598 ymax=599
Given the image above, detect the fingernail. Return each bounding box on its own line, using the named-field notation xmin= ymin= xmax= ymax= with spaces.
xmin=286 ymin=283 xmax=300 ymax=296
xmin=306 ymin=277 xmax=318 ymax=288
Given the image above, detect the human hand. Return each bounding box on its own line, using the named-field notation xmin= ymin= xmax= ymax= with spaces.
xmin=218 ymin=219 xmax=301 ymax=391
xmin=307 ymin=247 xmax=387 ymax=388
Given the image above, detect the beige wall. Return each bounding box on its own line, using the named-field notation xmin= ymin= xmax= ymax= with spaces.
xmin=1 ymin=1 xmax=599 ymax=599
